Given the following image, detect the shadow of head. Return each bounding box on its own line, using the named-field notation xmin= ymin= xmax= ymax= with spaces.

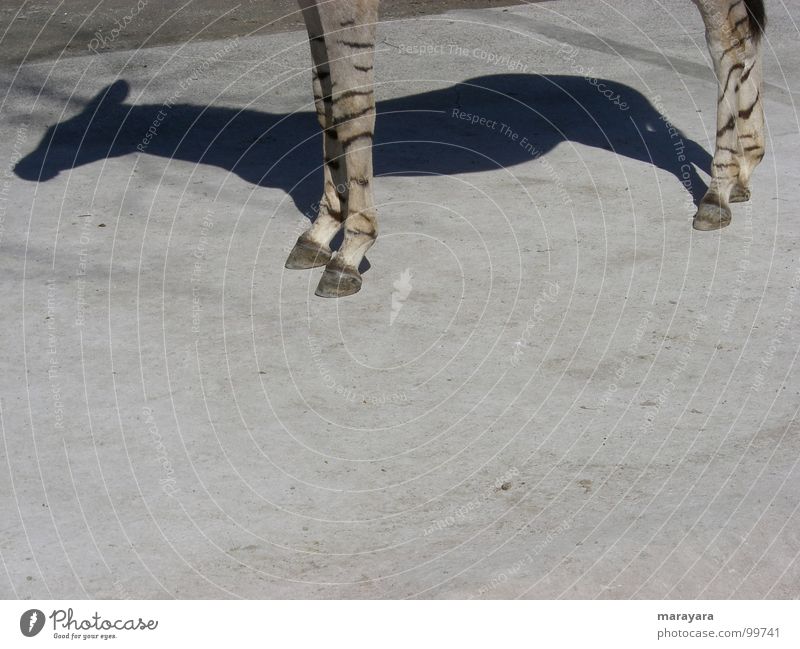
xmin=15 ymin=80 xmax=133 ymax=182
xmin=15 ymin=74 xmax=711 ymax=209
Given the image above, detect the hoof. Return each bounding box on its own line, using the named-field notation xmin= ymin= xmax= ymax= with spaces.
xmin=730 ymin=184 xmax=751 ymax=203
xmin=693 ymin=201 xmax=732 ymax=231
xmin=315 ymin=258 xmax=362 ymax=298
xmin=285 ymin=234 xmax=331 ymax=270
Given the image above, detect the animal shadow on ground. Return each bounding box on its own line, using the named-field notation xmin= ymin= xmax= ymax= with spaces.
xmin=16 ymin=74 xmax=710 ymax=231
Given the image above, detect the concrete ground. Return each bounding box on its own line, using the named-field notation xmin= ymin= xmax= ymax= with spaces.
xmin=0 ymin=0 xmax=529 ymax=65
xmin=1 ymin=0 xmax=798 ymax=599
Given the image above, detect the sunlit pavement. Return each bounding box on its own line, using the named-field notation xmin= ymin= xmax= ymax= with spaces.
xmin=0 ymin=0 xmax=798 ymax=598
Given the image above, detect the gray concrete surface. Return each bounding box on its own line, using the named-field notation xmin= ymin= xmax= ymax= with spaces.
xmin=0 ymin=0 xmax=530 ymax=65
xmin=1 ymin=0 xmax=799 ymax=599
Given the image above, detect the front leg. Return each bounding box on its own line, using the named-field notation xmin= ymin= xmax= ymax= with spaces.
xmin=314 ymin=0 xmax=379 ymax=298
xmin=286 ymin=1 xmax=346 ymax=270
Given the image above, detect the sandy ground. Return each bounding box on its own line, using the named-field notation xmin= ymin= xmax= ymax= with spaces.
xmin=0 ymin=0 xmax=798 ymax=599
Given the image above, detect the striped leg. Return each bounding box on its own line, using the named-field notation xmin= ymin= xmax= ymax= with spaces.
xmin=314 ymin=0 xmax=379 ymax=298
xmin=731 ymin=25 xmax=765 ymax=202
xmin=285 ymin=3 xmax=346 ymax=270
xmin=693 ymin=0 xmax=766 ymax=231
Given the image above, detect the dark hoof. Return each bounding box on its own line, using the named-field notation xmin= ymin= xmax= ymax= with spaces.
xmin=730 ymin=184 xmax=751 ymax=203
xmin=693 ymin=201 xmax=732 ymax=231
xmin=285 ymin=234 xmax=331 ymax=270
xmin=315 ymin=258 xmax=362 ymax=298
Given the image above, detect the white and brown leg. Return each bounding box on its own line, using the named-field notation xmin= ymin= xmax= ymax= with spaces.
xmin=286 ymin=2 xmax=346 ymax=270
xmin=314 ymin=0 xmax=379 ymax=298
xmin=731 ymin=17 xmax=765 ymax=203
xmin=693 ymin=0 xmax=766 ymax=230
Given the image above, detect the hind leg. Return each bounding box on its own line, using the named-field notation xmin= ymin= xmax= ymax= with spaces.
xmin=314 ymin=0 xmax=379 ymax=298
xmin=693 ymin=0 xmax=765 ymax=230
xmin=693 ymin=1 xmax=745 ymax=229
